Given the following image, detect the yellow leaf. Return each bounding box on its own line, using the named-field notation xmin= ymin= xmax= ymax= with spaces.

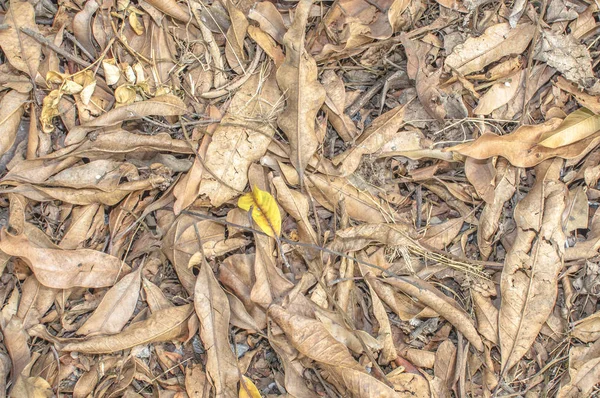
xmin=238 ymin=186 xmax=281 ymax=238
xmin=538 ymin=108 xmax=600 ymax=148
xmin=239 ymin=376 xmax=262 ymax=398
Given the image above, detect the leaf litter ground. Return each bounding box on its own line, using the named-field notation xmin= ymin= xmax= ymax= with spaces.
xmin=0 ymin=0 xmax=599 ymax=397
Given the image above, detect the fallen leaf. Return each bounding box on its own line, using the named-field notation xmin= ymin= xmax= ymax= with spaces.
xmin=0 ymin=1 xmax=41 ymax=78
xmin=421 ymin=217 xmax=464 ymax=249
xmin=238 ymin=185 xmax=282 ymax=238
xmin=474 ymin=70 xmax=524 ymax=115
xmin=239 ymin=375 xmax=261 ymax=398
xmin=11 ymin=375 xmax=52 ymax=398
xmin=538 ymin=108 xmax=600 ymax=148
xmin=61 ymin=304 xmax=194 ymax=353
xmin=193 ymin=255 xmax=240 ymax=398
xmin=76 ymin=266 xmax=142 ymax=336
xmin=499 ymin=159 xmax=566 ymax=372
xmin=0 ymin=91 xmax=28 ymax=158
xmin=445 ymin=23 xmax=535 ymax=76
xmin=333 ymin=104 xmax=406 ymax=176
xmin=276 ymin=0 xmax=326 ymax=183
xmin=65 ymin=95 xmax=188 ymax=145
xmin=449 ymin=118 xmax=600 ymax=167
xmin=225 ymin=1 xmax=249 ymax=74
xmin=0 ymin=229 xmax=123 ymax=289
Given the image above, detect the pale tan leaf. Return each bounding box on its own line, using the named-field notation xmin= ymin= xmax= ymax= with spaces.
xmin=0 ymin=1 xmax=41 ymax=77
xmin=61 ymin=304 xmax=194 ymax=353
xmin=321 ymin=70 xmax=357 ymax=142
xmin=449 ymin=118 xmax=600 ymax=167
xmin=434 ymin=340 xmax=456 ymax=389
xmin=194 ymin=258 xmax=239 ymax=398
xmin=562 ymin=185 xmax=589 ymax=233
xmin=0 ymin=229 xmax=123 ymax=289
xmin=142 ymin=278 xmax=173 ymax=313
xmin=0 ymin=91 xmax=28 ymax=158
xmin=198 ymin=72 xmax=281 ymax=206
xmin=464 ymin=157 xmax=496 ymax=204
xmin=17 ymin=275 xmax=57 ymax=330
xmin=248 ymin=2 xmax=287 ymax=44
xmin=445 ymin=23 xmax=535 ymax=76
xmin=247 ymin=25 xmax=285 ymax=67
xmin=571 ymin=311 xmax=600 ymax=342
xmin=539 ymin=108 xmax=600 ymax=148
xmin=72 ymin=0 xmax=98 ymax=58
xmin=225 ymin=0 xmax=249 ymax=74
xmin=77 ymin=266 xmax=142 ymax=336
xmin=143 ymin=0 xmax=190 ymax=22
xmin=499 ymin=159 xmax=566 ymax=372
xmin=2 ymin=316 xmax=30 ymax=385
xmin=11 ymin=375 xmax=52 ymax=398
xmin=474 ymin=70 xmax=524 ymax=115
xmin=65 ymin=95 xmax=188 ymax=145
xmin=381 ymin=276 xmax=484 ymax=351
xmin=276 ymin=0 xmax=326 ymax=181
xmin=333 ymin=104 xmax=407 ymax=176
xmin=421 ymin=217 xmax=464 ymax=250
xmin=272 ymin=176 xmax=318 ymax=244
xmin=269 ymin=305 xmax=399 ymax=397
xmin=472 ymin=288 xmax=499 ymax=345
xmin=185 ymin=363 xmax=210 ymax=398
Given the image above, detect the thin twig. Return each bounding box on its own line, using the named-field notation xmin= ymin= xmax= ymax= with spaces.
xmin=20 ymin=27 xmax=106 ymax=78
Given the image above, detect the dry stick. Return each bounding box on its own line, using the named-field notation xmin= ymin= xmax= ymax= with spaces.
xmin=520 ymin=0 xmax=549 ymax=124
xmin=178 ymin=116 xmax=243 ymax=195
xmin=20 ymin=27 xmax=105 ymax=78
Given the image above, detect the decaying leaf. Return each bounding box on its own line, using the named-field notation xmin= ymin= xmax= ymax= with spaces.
xmin=499 ymin=159 xmax=566 ymax=372
xmin=0 ymin=1 xmax=42 ymax=78
xmin=276 ymin=0 xmax=326 ymax=183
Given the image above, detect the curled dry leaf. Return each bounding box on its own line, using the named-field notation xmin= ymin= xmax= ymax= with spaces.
xmin=381 ymin=276 xmax=484 ymax=351
xmin=60 ymin=304 xmax=194 ymax=353
xmin=0 ymin=229 xmax=122 ymax=289
xmin=0 ymin=1 xmax=42 ymax=78
xmin=321 ymin=70 xmax=358 ymax=142
xmin=276 ymin=0 xmax=326 ymax=183
xmin=445 ymin=23 xmax=535 ymax=76
xmin=499 ymin=159 xmax=566 ymax=372
xmin=538 ymin=108 xmax=600 ymax=148
xmin=333 ymin=104 xmax=406 ymax=176
xmin=143 ymin=0 xmax=190 ymax=22
xmin=65 ymin=95 xmax=188 ymax=145
xmin=225 ymin=0 xmax=249 ymax=74
xmin=238 ymin=185 xmax=282 ymax=238
xmin=449 ymin=118 xmax=600 ymax=167
xmin=474 ymin=70 xmax=524 ymax=115
xmin=193 ymin=257 xmax=239 ymax=398
xmin=248 ymin=1 xmax=287 ymax=44
xmin=269 ymin=305 xmax=400 ymax=397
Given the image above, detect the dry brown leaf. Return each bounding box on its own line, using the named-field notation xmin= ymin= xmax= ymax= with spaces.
xmin=185 ymin=363 xmax=211 ymax=398
xmin=248 ymin=1 xmax=286 ymax=44
xmin=11 ymin=375 xmax=53 ymax=398
xmin=60 ymin=304 xmax=193 ymax=353
xmin=0 ymin=229 xmax=122 ymax=289
xmin=2 ymin=316 xmax=30 ymax=386
xmin=557 ymin=340 xmax=600 ymax=398
xmin=421 ymin=217 xmax=464 ymax=250
xmin=535 ymin=30 xmax=597 ymax=89
xmin=434 ymin=340 xmax=457 ymax=391
xmin=474 ymin=70 xmax=524 ymax=115
xmin=382 ymin=276 xmax=484 ymax=351
xmin=477 ymin=159 xmax=518 ymax=259
xmin=321 ymin=70 xmax=358 ymax=142
xmin=65 ymin=95 xmax=188 ymax=145
xmin=276 ymin=0 xmax=326 ymax=182
xmin=0 ymin=1 xmax=41 ymax=78
xmin=173 ymin=135 xmax=211 ymax=215
xmin=143 ymin=0 xmax=190 ymax=22
xmin=538 ymin=107 xmax=600 ymax=148
xmin=272 ymin=176 xmax=318 ymax=245
xmin=0 ymin=91 xmax=29 ymax=158
xmin=333 ymin=104 xmax=406 ymax=176
xmin=464 ymin=157 xmax=496 ymax=204
xmin=193 ymin=256 xmax=240 ymax=398
xmin=269 ymin=305 xmax=400 ymax=397
xmin=198 ymin=72 xmax=281 ymax=206
xmin=445 ymin=23 xmax=535 ymax=76
xmin=72 ymin=0 xmax=98 ymax=58
xmin=472 ymin=288 xmax=499 ymax=345
xmin=449 ymin=118 xmax=600 ymax=167
xmin=142 ymin=278 xmax=173 ymax=313
xmin=76 ymin=266 xmax=142 ymax=336
xmin=562 ymin=185 xmax=588 ymax=233
xmin=499 ymin=159 xmax=566 ymax=372
xmin=247 ymin=25 xmax=285 ymax=67
xmin=571 ymin=311 xmax=600 ymax=342
xmin=225 ymin=0 xmax=249 ymax=74
xmin=17 ymin=276 xmax=57 ymax=331
xmin=279 ymin=162 xmax=400 ymax=223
